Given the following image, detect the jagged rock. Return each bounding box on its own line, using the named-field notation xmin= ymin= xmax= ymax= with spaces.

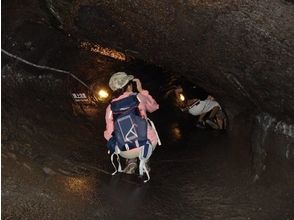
xmin=42 ymin=167 xmax=56 ymax=175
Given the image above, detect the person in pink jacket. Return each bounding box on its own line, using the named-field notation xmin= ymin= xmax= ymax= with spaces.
xmin=104 ymin=72 xmax=160 ymax=174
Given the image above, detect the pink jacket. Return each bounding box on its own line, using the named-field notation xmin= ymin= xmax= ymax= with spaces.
xmin=104 ymin=90 xmax=159 ymax=146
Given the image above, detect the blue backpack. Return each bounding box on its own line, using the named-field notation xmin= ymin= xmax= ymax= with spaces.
xmin=107 ymin=94 xmax=153 ymax=182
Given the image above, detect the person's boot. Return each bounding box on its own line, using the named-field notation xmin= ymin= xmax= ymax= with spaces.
xmin=205 ymin=118 xmax=219 ymax=129
xmin=196 ymin=121 xmax=206 ymax=129
xmin=123 ymin=159 xmax=137 ymax=174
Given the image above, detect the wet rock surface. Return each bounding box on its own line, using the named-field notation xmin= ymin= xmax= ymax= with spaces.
xmin=2 ymin=115 xmax=294 ymax=219
xmin=251 ymin=113 xmax=294 ymax=180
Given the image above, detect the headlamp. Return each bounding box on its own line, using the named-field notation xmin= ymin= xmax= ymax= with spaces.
xmin=179 ymin=93 xmax=185 ymax=102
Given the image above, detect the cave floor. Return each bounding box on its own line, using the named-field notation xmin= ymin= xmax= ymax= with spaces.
xmin=2 ymin=101 xmax=294 ymax=220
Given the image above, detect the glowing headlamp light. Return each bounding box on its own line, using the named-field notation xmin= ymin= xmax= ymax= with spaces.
xmin=179 ymin=93 xmax=185 ymax=102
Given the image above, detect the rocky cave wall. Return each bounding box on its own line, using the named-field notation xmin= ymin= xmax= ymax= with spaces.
xmin=43 ymin=0 xmax=294 ymax=120
xmin=3 ymin=0 xmax=294 ymax=119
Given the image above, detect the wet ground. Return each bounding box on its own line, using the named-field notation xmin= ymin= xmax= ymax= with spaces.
xmin=2 ymin=73 xmax=294 ymax=219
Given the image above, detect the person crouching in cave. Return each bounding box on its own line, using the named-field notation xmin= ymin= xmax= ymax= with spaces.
xmin=174 ymin=79 xmax=225 ymax=130
xmin=104 ymin=72 xmax=160 ymax=175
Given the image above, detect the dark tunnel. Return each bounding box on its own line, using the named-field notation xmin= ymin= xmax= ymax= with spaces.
xmin=1 ymin=0 xmax=294 ymax=219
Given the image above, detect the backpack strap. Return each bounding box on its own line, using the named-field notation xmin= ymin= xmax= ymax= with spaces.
xmin=138 ymin=117 xmax=161 ymax=183
xmin=110 ymin=146 xmax=122 ymax=175
xmin=138 ymin=140 xmax=153 ymax=183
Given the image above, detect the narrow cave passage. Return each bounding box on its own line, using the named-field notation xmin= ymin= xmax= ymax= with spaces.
xmin=2 ymin=48 xmax=293 ymax=219
xmin=2 ymin=0 xmax=294 ymax=219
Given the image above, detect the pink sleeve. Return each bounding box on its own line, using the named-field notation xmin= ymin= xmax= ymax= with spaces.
xmin=104 ymin=104 xmax=114 ymax=141
xmin=137 ymin=90 xmax=159 ymax=113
